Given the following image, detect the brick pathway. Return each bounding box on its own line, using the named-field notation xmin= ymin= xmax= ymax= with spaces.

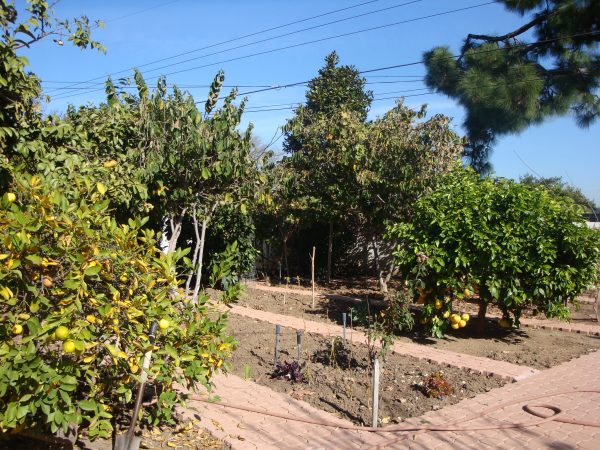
xmin=227 ymin=303 xmax=538 ymax=382
xmin=245 ymin=281 xmax=600 ymax=336
xmin=178 ymin=350 xmax=600 ymax=449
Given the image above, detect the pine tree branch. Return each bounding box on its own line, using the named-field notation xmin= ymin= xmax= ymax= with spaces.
xmin=465 ymin=12 xmax=552 ymax=46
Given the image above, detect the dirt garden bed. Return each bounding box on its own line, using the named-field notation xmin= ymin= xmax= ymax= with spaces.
xmin=233 ymin=286 xmax=600 ymax=370
xmin=226 ymin=314 xmax=505 ymax=426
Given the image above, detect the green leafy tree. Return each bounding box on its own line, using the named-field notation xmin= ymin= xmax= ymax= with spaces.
xmin=360 ymin=102 xmax=463 ymax=292
xmin=389 ymin=167 xmax=600 ymax=336
xmin=424 ymin=0 xmax=600 ymax=172
xmin=284 ymin=51 xmax=373 ymax=281
xmin=0 ymin=2 xmax=238 ymax=442
xmin=520 ymin=174 xmax=597 ymax=214
xmin=0 ymin=0 xmax=104 ymax=190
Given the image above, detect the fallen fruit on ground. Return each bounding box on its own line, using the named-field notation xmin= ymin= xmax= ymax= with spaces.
xmin=499 ymin=318 xmax=511 ymax=329
xmin=6 ymin=192 xmax=16 ymax=203
xmin=159 ymin=318 xmax=170 ymax=330
xmin=42 ymin=276 xmax=53 ymax=288
xmin=12 ymin=324 xmax=23 ymax=335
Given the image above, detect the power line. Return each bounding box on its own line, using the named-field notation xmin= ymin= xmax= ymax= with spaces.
xmin=50 ymin=29 xmax=600 ymax=107
xmin=48 ymin=0 xmax=425 ymax=98
xmin=101 ymin=0 xmax=426 ymax=80
xmin=46 ymin=0 xmax=386 ymax=94
xmin=102 ymin=0 xmax=183 ymax=24
xmin=231 ymin=29 xmax=600 ymax=103
xmin=50 ymin=1 xmax=496 ymax=101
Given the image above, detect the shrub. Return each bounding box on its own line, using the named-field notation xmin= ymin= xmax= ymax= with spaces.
xmin=389 ymin=167 xmax=600 ymax=336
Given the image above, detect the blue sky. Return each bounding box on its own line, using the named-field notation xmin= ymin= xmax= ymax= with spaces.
xmin=19 ymin=0 xmax=600 ymax=204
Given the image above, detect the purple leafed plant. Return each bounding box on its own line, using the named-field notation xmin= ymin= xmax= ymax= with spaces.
xmin=271 ymin=361 xmax=305 ymax=383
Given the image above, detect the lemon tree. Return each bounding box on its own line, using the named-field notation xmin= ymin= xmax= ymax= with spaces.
xmin=389 ymin=166 xmax=600 ymax=336
xmin=0 ymin=172 xmax=235 ymax=439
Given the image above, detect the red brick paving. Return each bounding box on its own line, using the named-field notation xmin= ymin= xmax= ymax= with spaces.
xmin=178 ymin=350 xmax=600 ymax=449
xmin=245 ymin=281 xmax=600 ymax=336
xmin=227 ymin=303 xmax=538 ymax=382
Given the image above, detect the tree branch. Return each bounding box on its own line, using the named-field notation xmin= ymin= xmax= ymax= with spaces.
xmin=465 ymin=12 xmax=551 ymax=46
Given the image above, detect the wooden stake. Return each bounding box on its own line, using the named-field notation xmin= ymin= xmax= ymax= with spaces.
xmin=310 ymin=246 xmax=316 ymax=309
xmin=274 ymin=324 xmax=281 ymax=366
xmin=342 ymin=313 xmax=347 ymax=346
xmin=371 ymin=356 xmax=380 ymax=427
xmin=296 ymin=330 xmax=302 ymax=362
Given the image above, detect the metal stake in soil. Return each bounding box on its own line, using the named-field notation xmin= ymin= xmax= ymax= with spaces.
xmin=274 ymin=324 xmax=281 ymax=365
xmin=371 ymin=356 xmax=380 ymax=428
xmin=342 ymin=313 xmax=347 ymax=346
xmin=296 ymin=330 xmax=302 ymax=362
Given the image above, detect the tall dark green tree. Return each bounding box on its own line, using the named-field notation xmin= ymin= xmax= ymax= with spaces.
xmin=424 ymin=0 xmax=599 ymax=173
xmin=283 ymin=51 xmax=373 ymax=281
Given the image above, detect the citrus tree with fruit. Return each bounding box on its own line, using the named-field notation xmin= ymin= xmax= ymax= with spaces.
xmin=0 ymin=172 xmax=235 ymax=439
xmin=0 ymin=1 xmax=236 ymax=441
xmin=388 ymin=166 xmax=600 ymax=336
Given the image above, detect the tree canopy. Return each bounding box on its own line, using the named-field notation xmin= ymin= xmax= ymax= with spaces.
xmin=424 ymin=0 xmax=600 ymax=173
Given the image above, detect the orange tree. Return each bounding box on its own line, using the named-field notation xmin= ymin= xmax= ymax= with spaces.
xmin=388 ymin=167 xmax=600 ymax=336
xmin=0 ymin=170 xmax=235 ymax=439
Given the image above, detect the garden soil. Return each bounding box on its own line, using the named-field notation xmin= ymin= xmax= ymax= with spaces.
xmin=226 ymin=314 xmax=505 ymax=426
xmin=233 ymin=286 xmax=600 ymax=370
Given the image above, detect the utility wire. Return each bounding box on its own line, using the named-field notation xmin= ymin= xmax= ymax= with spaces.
xmin=49 ymin=29 xmax=599 ymax=106
xmin=48 ymin=0 xmax=424 ymax=97
xmin=50 ymin=1 xmax=496 ymax=101
xmin=225 ymin=29 xmax=600 ymax=104
xmin=243 ymin=73 xmax=576 ymax=113
xmin=47 ymin=0 xmax=385 ymax=94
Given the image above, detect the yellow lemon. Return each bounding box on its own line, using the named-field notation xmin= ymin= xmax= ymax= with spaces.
xmin=158 ymin=318 xmax=170 ymax=330
xmin=442 ymin=310 xmax=450 ymax=319
xmin=434 ymin=299 xmax=443 ymax=310
xmin=55 ymin=326 xmax=70 ymax=340
xmin=86 ymin=315 xmax=96 ymax=324
xmin=461 ymin=313 xmax=470 ymax=322
xmin=451 ymin=323 xmax=460 ymax=330
xmin=450 ymin=314 xmax=461 ymax=324
xmin=63 ymin=340 xmax=76 ymax=353
xmin=6 ymin=192 xmax=16 ymax=203
xmin=12 ymin=324 xmax=23 ymax=335
xmin=463 ymin=289 xmax=471 ymax=298
xmin=459 ymin=320 xmax=467 ymax=328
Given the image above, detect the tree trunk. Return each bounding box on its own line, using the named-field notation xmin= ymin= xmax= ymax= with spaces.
xmin=372 ymin=234 xmax=388 ymax=293
xmin=476 ymin=299 xmax=488 ymax=335
xmin=327 ymin=221 xmax=333 ymax=283
xmin=185 ymin=209 xmax=201 ymax=298
xmin=191 ymin=218 xmax=209 ymax=304
xmin=379 ymin=260 xmax=395 ymax=295
xmin=310 ymin=246 xmax=316 ymax=309
xmin=167 ymin=209 xmax=186 ymax=254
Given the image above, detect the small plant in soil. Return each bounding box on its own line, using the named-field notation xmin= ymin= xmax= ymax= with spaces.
xmin=271 ymin=361 xmax=305 ymax=383
xmin=421 ymin=372 xmax=454 ymax=399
